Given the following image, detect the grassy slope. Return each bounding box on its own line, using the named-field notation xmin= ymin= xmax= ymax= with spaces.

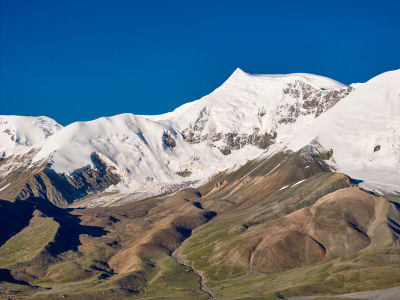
xmin=28 ymin=253 xmax=208 ymax=300
xmin=139 ymin=255 xmax=208 ymax=299
xmin=200 ymin=246 xmax=400 ymax=299
xmin=0 ymin=214 xmax=59 ymax=268
xmin=183 ymin=216 xmax=400 ymax=299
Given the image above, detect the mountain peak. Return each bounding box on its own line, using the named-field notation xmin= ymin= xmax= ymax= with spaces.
xmin=223 ymin=68 xmax=346 ymax=90
xmin=225 ymin=67 xmax=249 ymax=81
xmin=232 ymin=67 xmax=246 ymax=75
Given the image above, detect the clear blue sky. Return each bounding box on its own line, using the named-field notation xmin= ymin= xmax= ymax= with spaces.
xmin=1 ymin=0 xmax=399 ymax=125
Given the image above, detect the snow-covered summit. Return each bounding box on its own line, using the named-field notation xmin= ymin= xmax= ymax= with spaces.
xmin=0 ymin=115 xmax=63 ymax=158
xmin=147 ymin=68 xmax=351 ymax=143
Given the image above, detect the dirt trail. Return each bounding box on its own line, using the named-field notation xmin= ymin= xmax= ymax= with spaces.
xmin=172 ymin=237 xmax=217 ymax=299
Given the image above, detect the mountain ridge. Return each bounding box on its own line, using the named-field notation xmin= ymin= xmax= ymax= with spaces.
xmin=0 ymin=69 xmax=399 ymax=208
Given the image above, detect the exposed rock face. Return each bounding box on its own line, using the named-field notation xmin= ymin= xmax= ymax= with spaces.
xmin=214 ymin=180 xmax=227 ymax=190
xmin=279 ymin=81 xmax=353 ymax=123
xmin=176 ymin=170 xmax=192 ymax=177
xmin=218 ymin=131 xmax=277 ymax=155
xmin=319 ymin=148 xmax=334 ymax=160
xmin=2 ymin=129 xmax=15 ymax=142
xmin=162 ymin=131 xmax=176 ymax=149
xmin=181 ymin=108 xmax=278 ymax=149
xmin=183 ymin=123 xmax=279 ymax=155
xmin=184 ymin=129 xmax=278 ymax=155
xmin=0 ymin=152 xmax=120 ymax=207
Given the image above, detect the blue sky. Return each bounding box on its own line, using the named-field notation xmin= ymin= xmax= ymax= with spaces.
xmin=1 ymin=0 xmax=399 ymax=125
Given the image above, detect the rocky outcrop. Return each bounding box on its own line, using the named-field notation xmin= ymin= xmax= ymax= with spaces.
xmin=162 ymin=131 xmax=176 ymax=149
xmin=279 ymin=81 xmax=353 ymax=124
xmin=218 ymin=131 xmax=277 ymax=155
xmin=0 ymin=152 xmax=120 ymax=207
xmin=184 ymin=128 xmax=277 ymax=155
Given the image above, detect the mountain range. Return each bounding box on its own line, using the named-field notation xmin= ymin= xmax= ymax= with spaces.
xmin=0 ymin=68 xmax=399 ymax=299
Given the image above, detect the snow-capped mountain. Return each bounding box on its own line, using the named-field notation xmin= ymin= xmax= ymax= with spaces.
xmin=0 ymin=68 xmax=398 ymax=207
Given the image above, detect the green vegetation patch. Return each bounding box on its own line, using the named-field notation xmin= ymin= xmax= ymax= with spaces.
xmin=0 ymin=215 xmax=59 ymax=267
xmin=188 ymin=247 xmax=400 ymax=299
xmin=140 ymin=255 xmax=208 ymax=299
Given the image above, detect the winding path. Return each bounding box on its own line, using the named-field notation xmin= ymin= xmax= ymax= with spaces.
xmin=172 ymin=237 xmax=217 ymax=299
